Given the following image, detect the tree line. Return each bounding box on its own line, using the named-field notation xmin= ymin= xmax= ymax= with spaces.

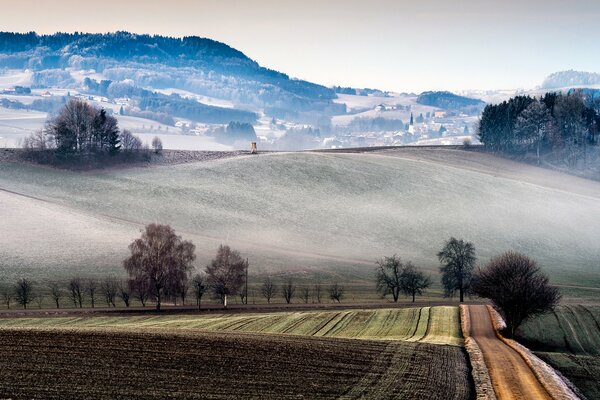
xmin=477 ymin=91 xmax=600 ymax=168
xmin=4 ymin=225 xmax=560 ymax=337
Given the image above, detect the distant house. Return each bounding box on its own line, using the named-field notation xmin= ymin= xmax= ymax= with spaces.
xmin=434 ymin=111 xmax=446 ymax=118
xmin=41 ymin=91 xmax=52 ymax=97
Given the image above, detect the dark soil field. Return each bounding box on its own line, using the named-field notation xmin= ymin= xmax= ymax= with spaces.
xmin=0 ymin=328 xmax=473 ymax=400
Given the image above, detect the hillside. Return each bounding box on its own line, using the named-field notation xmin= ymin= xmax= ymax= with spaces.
xmin=542 ymin=70 xmax=600 ymax=89
xmin=416 ymin=91 xmax=485 ymax=110
xmin=1 ymin=148 xmax=599 ymax=300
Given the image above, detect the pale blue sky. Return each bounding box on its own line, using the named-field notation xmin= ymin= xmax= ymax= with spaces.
xmin=0 ymin=0 xmax=598 ymax=92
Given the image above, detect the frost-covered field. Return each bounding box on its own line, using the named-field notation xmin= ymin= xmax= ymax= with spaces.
xmin=0 ymin=149 xmax=599 ymax=298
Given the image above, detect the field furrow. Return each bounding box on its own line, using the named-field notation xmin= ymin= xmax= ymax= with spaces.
xmin=0 ymin=307 xmax=463 ymax=346
xmin=0 ymin=327 xmax=472 ymax=400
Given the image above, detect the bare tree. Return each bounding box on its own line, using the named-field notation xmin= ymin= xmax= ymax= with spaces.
xmin=261 ymin=277 xmax=276 ymax=304
xmin=22 ymin=129 xmax=51 ymax=151
xmin=300 ymin=287 xmax=310 ymax=304
xmin=15 ymin=278 xmax=34 ymax=309
xmin=282 ymin=279 xmax=295 ymax=304
xmin=2 ymin=286 xmax=11 ymax=309
xmin=192 ymin=273 xmax=207 ymax=310
xmin=375 ymin=255 xmax=403 ymax=302
xmin=69 ymin=277 xmax=85 ymax=308
xmin=401 ymin=263 xmax=431 ymax=303
xmin=49 ymin=282 xmax=63 ymax=308
xmin=314 ymin=281 xmax=322 ymax=303
xmin=329 ymin=282 xmax=344 ymax=303
xmin=101 ymin=276 xmax=119 ymax=307
xmin=124 ymin=224 xmax=196 ymax=311
xmin=129 ymin=276 xmax=149 ymax=307
xmin=87 ymin=278 xmax=98 ymax=308
xmin=35 ymin=294 xmax=44 ymax=309
xmin=205 ymin=245 xmax=247 ymax=308
xmin=151 ymin=136 xmax=163 ymax=154
xmin=121 ymin=129 xmax=143 ymax=152
xmin=437 ymin=237 xmax=476 ymax=302
xmin=472 ymin=251 xmax=561 ymax=337
xmin=118 ymin=282 xmax=131 ymax=307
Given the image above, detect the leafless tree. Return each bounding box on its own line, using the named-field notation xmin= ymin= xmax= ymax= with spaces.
xmin=118 ymin=282 xmax=131 ymax=307
xmin=15 ymin=278 xmax=34 ymax=309
xmin=192 ymin=273 xmax=207 ymax=309
xmin=401 ymin=263 xmax=431 ymax=302
xmin=329 ymin=282 xmax=344 ymax=303
xmin=314 ymin=281 xmax=322 ymax=303
xmin=129 ymin=276 xmax=149 ymax=307
xmin=472 ymin=251 xmax=561 ymax=337
xmin=124 ymin=224 xmax=196 ymax=311
xmin=300 ymin=287 xmax=310 ymax=304
xmin=375 ymin=255 xmax=403 ymax=302
xmin=2 ymin=286 xmax=11 ymax=309
xmin=22 ymin=129 xmax=52 ymax=151
xmin=205 ymin=245 xmax=247 ymax=308
xmin=49 ymin=282 xmax=63 ymax=308
xmin=261 ymin=277 xmax=276 ymax=304
xmin=101 ymin=276 xmax=119 ymax=307
xmin=282 ymin=278 xmax=295 ymax=304
xmin=151 ymin=136 xmax=163 ymax=154
xmin=437 ymin=237 xmax=476 ymax=302
xmin=121 ymin=129 xmax=143 ymax=152
xmin=35 ymin=294 xmax=44 ymax=309
xmin=87 ymin=278 xmax=98 ymax=308
xmin=69 ymin=277 xmax=85 ymax=308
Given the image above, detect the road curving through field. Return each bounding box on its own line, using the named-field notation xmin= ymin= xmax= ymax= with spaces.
xmin=468 ymin=305 xmax=552 ymax=400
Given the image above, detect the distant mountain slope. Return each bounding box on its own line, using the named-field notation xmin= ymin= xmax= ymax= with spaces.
xmin=542 ymin=70 xmax=600 ymax=89
xmin=0 ymin=32 xmax=342 ymax=122
xmin=417 ymin=91 xmax=484 ymax=110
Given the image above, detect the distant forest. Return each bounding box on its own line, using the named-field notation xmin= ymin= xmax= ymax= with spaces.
xmin=477 ymin=90 xmax=600 ymax=175
xmin=542 ymin=70 xmax=600 ymax=89
xmin=417 ymin=91 xmax=484 ymax=113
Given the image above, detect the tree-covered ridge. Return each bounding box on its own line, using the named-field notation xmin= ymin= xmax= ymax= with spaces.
xmin=417 ymin=91 xmax=484 ymax=110
xmin=0 ymin=31 xmax=335 ymax=101
xmin=542 ymin=70 xmax=600 ymax=89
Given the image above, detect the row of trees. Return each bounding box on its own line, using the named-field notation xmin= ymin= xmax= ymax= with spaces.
xmin=478 ymin=91 xmax=599 ymax=167
xmin=260 ymin=278 xmax=344 ymax=304
xmin=121 ymin=224 xmax=347 ymax=311
xmin=5 ymin=227 xmax=559 ymax=337
xmin=2 ymin=273 xmax=346 ymax=310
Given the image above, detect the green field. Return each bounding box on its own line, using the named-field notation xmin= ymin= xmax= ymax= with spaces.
xmin=1 ymin=148 xmax=599 ymax=300
xmin=519 ymin=305 xmax=600 ymax=399
xmin=0 ymin=306 xmax=462 ymax=346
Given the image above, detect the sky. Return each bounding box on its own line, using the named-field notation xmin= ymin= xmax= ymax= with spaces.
xmin=0 ymin=0 xmax=598 ymax=93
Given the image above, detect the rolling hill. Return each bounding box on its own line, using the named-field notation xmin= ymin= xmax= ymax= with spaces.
xmin=1 ymin=148 xmax=599 ymax=300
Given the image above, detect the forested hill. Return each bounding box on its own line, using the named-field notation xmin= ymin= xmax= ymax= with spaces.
xmin=0 ymin=31 xmax=336 ymax=105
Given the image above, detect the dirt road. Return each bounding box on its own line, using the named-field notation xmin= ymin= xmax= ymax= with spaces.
xmin=469 ymin=305 xmax=552 ymax=400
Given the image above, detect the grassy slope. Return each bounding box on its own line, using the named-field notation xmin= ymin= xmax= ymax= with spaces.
xmin=0 ymin=306 xmax=463 ymax=346
xmin=0 ymin=328 xmax=472 ymax=400
xmin=1 ymin=149 xmax=599 ymax=298
xmin=518 ymin=305 xmax=600 ymax=399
